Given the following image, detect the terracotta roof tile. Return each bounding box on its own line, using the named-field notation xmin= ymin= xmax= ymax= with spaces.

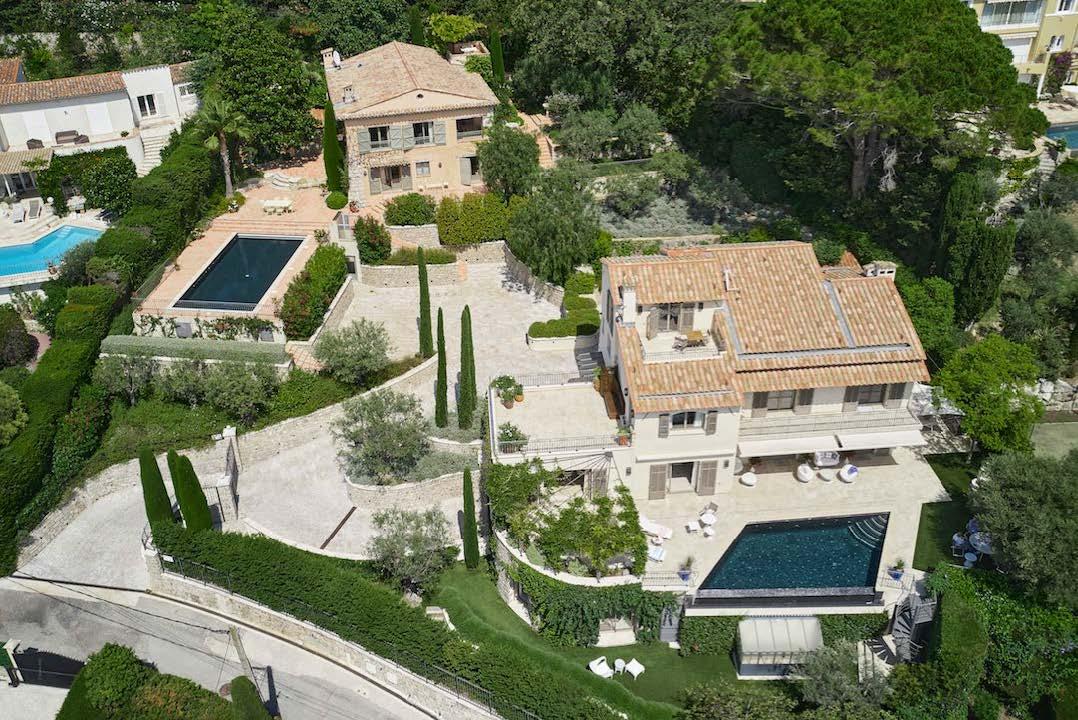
xmin=0 ymin=57 xmax=22 ymax=85
xmin=0 ymin=70 xmax=125 ymax=106
xmin=735 ymin=361 xmax=930 ymax=393
xmin=617 ymin=326 xmax=741 ymax=412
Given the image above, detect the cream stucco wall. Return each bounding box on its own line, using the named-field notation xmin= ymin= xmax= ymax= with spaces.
xmin=970 ymin=0 xmax=1078 ymax=89
xmin=0 ymin=91 xmax=133 ymax=150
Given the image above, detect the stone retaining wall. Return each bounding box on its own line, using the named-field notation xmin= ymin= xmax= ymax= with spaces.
xmin=428 ymin=436 xmax=482 ymax=458
xmin=502 ymin=244 xmax=564 ymax=306
xmin=388 ymin=224 xmax=440 ymax=250
xmin=359 ymin=261 xmax=465 ymax=287
xmin=525 ymin=331 xmax=599 ymax=352
xmin=345 ymin=471 xmax=480 ymax=514
xmin=452 ymin=241 xmax=506 ymax=264
xmin=145 ymin=552 xmax=497 ymax=720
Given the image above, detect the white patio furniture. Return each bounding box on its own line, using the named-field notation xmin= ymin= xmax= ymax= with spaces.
xmin=11 ymin=203 xmax=25 ymax=223
xmin=814 ymin=450 xmax=841 ymax=468
xmin=686 ymin=520 xmax=701 ymax=534
xmin=614 ymin=658 xmax=626 ymax=674
xmin=27 ymin=199 xmax=41 ymax=219
xmin=739 ymin=471 xmax=758 ymax=487
xmin=969 ymin=532 xmax=994 ymax=555
xmin=702 ymin=526 xmax=715 ymax=538
xmin=818 ymin=468 xmax=837 ymax=482
xmin=838 ymin=464 xmax=859 ymax=483
xmin=796 ymin=463 xmax=814 ymax=483
xmin=699 ymin=511 xmax=717 ymax=526
xmin=624 ymin=658 xmax=645 ymax=680
xmin=588 ymin=656 xmax=614 ymax=679
xmin=639 ymin=515 xmax=673 ymax=540
xmin=647 ymin=545 xmax=666 ymax=563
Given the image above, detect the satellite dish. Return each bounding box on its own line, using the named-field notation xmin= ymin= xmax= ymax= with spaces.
xmin=332 ymin=50 xmax=341 ymax=68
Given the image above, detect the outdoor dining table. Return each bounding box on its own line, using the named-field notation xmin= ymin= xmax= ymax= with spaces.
xmin=699 ymin=512 xmax=717 ymax=526
xmin=684 ymin=330 xmax=706 ymax=346
xmin=968 ymin=532 xmax=994 ymax=555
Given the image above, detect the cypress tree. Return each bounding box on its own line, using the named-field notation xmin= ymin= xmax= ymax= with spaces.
xmin=462 ymin=469 xmax=480 ymax=569
xmin=934 ymin=172 xmax=982 ymax=275
xmin=951 ymin=220 xmax=1016 ymax=327
xmin=408 ymin=5 xmax=425 ymax=46
xmin=169 ymin=451 xmax=213 ymax=533
xmin=489 ymin=29 xmax=505 ymax=87
xmin=458 ymin=305 xmax=476 ymax=429
xmin=435 ymin=308 xmax=448 ymax=427
xmin=418 ymin=247 xmax=433 ymax=358
xmin=322 ymin=99 xmax=343 ymax=192
xmin=139 ymin=449 xmax=173 ymax=527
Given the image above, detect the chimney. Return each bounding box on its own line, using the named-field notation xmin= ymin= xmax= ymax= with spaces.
xmin=864 ymin=261 xmax=897 ymax=281
xmin=722 ymin=267 xmax=734 ymax=292
xmin=321 ymin=48 xmax=336 ymax=70
xmin=342 ymin=84 xmax=355 ymax=104
xmin=620 ymin=276 xmax=638 ymax=327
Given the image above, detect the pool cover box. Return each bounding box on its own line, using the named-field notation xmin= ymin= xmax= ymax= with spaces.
xmin=175 ymin=234 xmax=303 ymax=312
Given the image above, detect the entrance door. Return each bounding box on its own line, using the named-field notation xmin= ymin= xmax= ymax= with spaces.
xmin=669 ymin=462 xmax=695 ymax=493
xmin=648 ymin=464 xmax=668 ymax=500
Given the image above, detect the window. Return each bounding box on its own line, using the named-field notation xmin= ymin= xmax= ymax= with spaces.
xmin=176 ymin=83 xmax=195 ymax=98
xmin=654 ymin=303 xmax=682 ymax=332
xmin=671 ymin=412 xmax=703 ymax=430
xmin=413 ymin=121 xmax=433 ymax=145
xmin=1059 ymin=0 xmax=1074 ymax=12
xmin=766 ymin=390 xmax=796 ymax=411
xmin=415 ymin=161 xmax=430 ymax=177
xmin=456 ymin=116 xmax=483 ymax=138
xmin=1051 ymin=34 xmax=1067 ymax=51
xmin=368 ymin=126 xmax=390 ymax=149
xmin=857 ymin=384 xmax=886 ymax=406
xmin=136 ymin=94 xmax=158 ymax=118
xmin=980 ymin=0 xmax=1045 ymax=28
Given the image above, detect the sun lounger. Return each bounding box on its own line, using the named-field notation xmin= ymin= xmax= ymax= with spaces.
xmin=639 ymin=515 xmax=673 ymax=540
xmin=647 ymin=545 xmax=666 ymax=563
xmin=11 ymin=203 xmax=25 ymax=223
xmin=27 ymin=199 xmax=40 ymax=219
xmin=588 ymin=656 xmax=614 ymax=679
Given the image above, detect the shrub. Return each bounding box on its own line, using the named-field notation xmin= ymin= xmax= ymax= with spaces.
xmin=818 ymin=613 xmax=889 ymax=644
xmin=92 ymin=227 xmax=154 ymax=275
xmin=81 ymin=643 xmax=151 ymax=714
xmin=84 ymin=254 xmax=133 ymax=291
xmin=559 ymin=109 xmax=615 ymax=160
xmin=93 ymin=354 xmax=157 ymax=406
xmin=384 ymin=192 xmax=437 ymax=225
xmin=969 ymin=688 xmax=1001 ymax=720
xmin=476 ymin=124 xmax=541 ymax=200
xmin=140 ymin=449 xmax=173 ymax=526
xmin=58 ymin=240 xmax=96 ymax=285
xmin=933 ymin=589 xmax=989 ymax=701
xmin=325 ymin=190 xmax=348 ymax=209
xmin=333 ymin=390 xmax=428 ymax=484
xmin=314 ymin=318 xmax=391 ymax=386
xmin=35 ymin=147 xmax=134 ymax=216
xmin=279 ymin=245 xmax=348 ymax=340
xmin=368 ymin=507 xmax=452 ymax=592
xmin=230 ymin=675 xmax=270 ymax=720
xmin=124 ymin=672 xmax=232 ymax=718
xmin=800 ymin=640 xmax=889 ymax=710
xmin=354 ymin=216 xmax=391 ymax=265
xmin=156 ymin=359 xmax=208 ymax=408
xmin=0 ymin=366 xmax=30 ymax=391
xmin=168 ymin=450 xmax=212 ymax=533
xmin=81 ymin=152 xmax=137 ymax=215
xmin=54 ymin=285 xmax=120 ymax=341
xmin=204 ymin=362 xmax=279 ymax=424
xmin=382 ymin=247 xmax=457 ymax=264
xmin=34 ymin=280 xmax=69 ymax=335
xmin=436 ymin=193 xmax=510 ymax=245
xmin=51 ymin=383 xmax=110 ymax=482
xmin=101 ymin=335 xmax=288 ymax=364
xmin=528 ymin=272 xmax=599 ymax=338
xmin=614 ymin=103 xmax=663 ymax=159
xmin=0 ymin=305 xmax=37 ymax=368
xmin=0 ymin=381 xmax=27 ymax=447
xmin=678 ymin=616 xmax=740 ymax=656
xmin=604 ymin=174 xmax=661 ymax=217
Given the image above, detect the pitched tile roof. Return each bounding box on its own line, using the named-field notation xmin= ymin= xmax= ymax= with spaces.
xmin=169 ymin=62 xmax=193 ymax=84
xmin=0 ymin=147 xmax=52 ymax=175
xmin=327 ymin=41 xmax=498 ymax=120
xmin=0 ymin=69 xmax=125 ymax=107
xmin=0 ymin=57 xmax=22 ymax=85
xmin=605 ymin=242 xmax=929 ymax=412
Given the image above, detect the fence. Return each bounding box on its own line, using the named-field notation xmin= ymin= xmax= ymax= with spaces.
xmin=499 ymin=370 xmax=592 ymax=389
xmin=496 ymin=434 xmax=621 ymax=456
xmin=157 ymin=554 xmax=542 ymax=720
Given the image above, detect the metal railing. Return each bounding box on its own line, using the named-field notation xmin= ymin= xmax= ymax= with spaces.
xmin=500 ymin=370 xmax=592 ymax=389
xmin=158 ymin=554 xmax=541 ymax=720
xmin=739 ymin=406 xmax=920 ymax=437
xmin=641 ymin=570 xmax=697 ymax=587
xmin=496 ymin=434 xmax=622 ymax=457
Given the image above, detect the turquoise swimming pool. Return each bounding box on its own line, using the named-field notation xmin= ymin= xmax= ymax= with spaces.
xmin=0 ymin=225 xmax=103 ymax=278
xmin=1047 ymin=123 xmax=1078 ymax=148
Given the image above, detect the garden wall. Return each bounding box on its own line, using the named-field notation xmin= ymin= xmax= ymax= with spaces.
xmin=359 ymin=261 xmax=465 ymax=287
xmin=526 ymin=331 xmax=599 ymax=352
xmin=428 ymin=436 xmax=482 ymax=458
xmin=345 ymin=471 xmax=480 ymax=515
xmin=388 ymin=224 xmax=440 ymax=250
xmin=145 ymin=552 xmax=498 ymax=720
xmin=452 ymin=241 xmax=507 ymax=264
xmin=502 ymin=244 xmax=564 ymax=306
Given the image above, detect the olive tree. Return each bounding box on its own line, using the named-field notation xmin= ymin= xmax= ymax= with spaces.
xmin=367 ymin=506 xmax=452 ymax=592
xmin=314 ymin=318 xmax=391 ymax=386
xmin=333 ymin=390 xmax=428 ymax=484
xmin=93 ymin=354 xmax=157 ymax=406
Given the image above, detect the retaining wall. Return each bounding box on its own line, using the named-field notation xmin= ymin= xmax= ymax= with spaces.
xmin=502 ymin=244 xmax=564 ymax=306
xmin=345 ymin=471 xmax=480 ymax=514
xmin=428 ymin=436 xmax=482 ymax=458
xmin=388 ymin=224 xmax=440 ymax=250
xmin=525 ymin=331 xmax=599 ymax=352
xmin=451 ymin=241 xmax=506 ymax=264
xmin=359 ymin=261 xmax=465 ymax=287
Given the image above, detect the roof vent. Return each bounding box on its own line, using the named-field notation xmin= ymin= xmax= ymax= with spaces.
xmin=723 ymin=267 xmax=734 ymax=292
xmin=417 ymin=92 xmax=424 ymax=98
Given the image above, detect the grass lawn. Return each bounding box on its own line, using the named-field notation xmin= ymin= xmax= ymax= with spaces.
xmin=430 ymin=564 xmax=744 ymax=709
xmin=913 ymin=453 xmax=981 ymax=571
xmin=1031 ymin=422 xmax=1078 ymax=459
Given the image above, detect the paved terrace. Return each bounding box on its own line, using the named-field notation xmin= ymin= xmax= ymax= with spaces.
xmin=490 ymin=380 xmax=619 ymax=458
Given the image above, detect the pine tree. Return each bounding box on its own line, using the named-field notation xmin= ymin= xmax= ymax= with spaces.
xmin=435 ymin=308 xmax=448 ymax=427
xmin=458 ymin=305 xmax=476 ymax=429
xmin=168 ymin=451 xmax=213 ymax=533
xmin=489 ymin=29 xmax=505 ymax=87
xmin=322 ymin=99 xmax=343 ymax=192
xmin=462 ymin=469 xmax=480 ymax=569
xmin=418 ymin=247 xmax=434 ymax=358
xmin=139 ymin=449 xmax=173 ymax=527
xmin=408 ymin=5 xmax=426 ymax=46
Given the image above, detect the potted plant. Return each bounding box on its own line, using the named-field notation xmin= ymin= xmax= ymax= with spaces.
xmin=888 ymin=558 xmax=905 ymax=581
xmin=498 ymin=422 xmax=528 ymax=453
xmin=493 ymin=375 xmax=518 ymax=409
xmin=677 ymin=556 xmax=694 ymax=583
xmin=616 ymin=426 xmax=631 ymax=446
xmin=593 ymin=367 xmax=603 ymax=391
xmin=514 ymin=383 xmax=524 ymax=403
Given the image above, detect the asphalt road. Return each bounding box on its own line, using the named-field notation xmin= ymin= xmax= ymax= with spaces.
xmin=0 ymin=578 xmax=423 ymax=720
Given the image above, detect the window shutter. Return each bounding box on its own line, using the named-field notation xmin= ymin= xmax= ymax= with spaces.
xmin=646 ymin=309 xmax=659 ymax=339
xmin=433 ymin=120 xmax=446 ymax=145
xmin=357 ymin=128 xmax=371 ymax=154
xmin=678 ymin=304 xmax=694 ymax=331
xmin=369 ymin=173 xmax=382 ymax=195
xmin=794 ymin=388 xmax=814 ymax=415
xmin=402 ymin=123 xmax=414 ymax=149
xmin=884 ymin=382 xmax=908 ymax=408
xmin=697 ymin=461 xmax=717 ymax=496
xmin=658 ymin=413 xmax=670 ymax=438
xmin=588 ymin=469 xmax=609 ymax=500
xmin=843 ymin=386 xmax=859 ymax=412
xmin=751 ymin=392 xmax=768 ymax=418
xmin=704 ymin=410 xmax=718 ymax=435
xmin=460 ymin=156 xmax=472 ymax=185
xmin=402 ymin=167 xmax=413 ymax=191
xmin=648 ymin=465 xmax=668 ymax=500
xmin=389 ymin=124 xmax=403 ymax=149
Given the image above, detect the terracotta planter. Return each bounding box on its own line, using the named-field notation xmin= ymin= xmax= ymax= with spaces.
xmin=617 ymin=435 xmax=630 ymax=446
xmin=514 ymin=393 xmax=524 ymax=403
xmin=502 ymin=397 xmax=515 ymax=409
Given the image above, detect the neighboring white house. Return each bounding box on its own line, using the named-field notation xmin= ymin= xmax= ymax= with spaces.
xmin=489 ymin=242 xmax=930 ymax=503
xmin=0 ymin=58 xmax=198 ymax=196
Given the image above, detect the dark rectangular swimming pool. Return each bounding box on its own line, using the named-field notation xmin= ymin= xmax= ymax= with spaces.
xmin=700 ymin=513 xmax=889 ymax=595
xmin=175 ymin=235 xmax=303 ymax=311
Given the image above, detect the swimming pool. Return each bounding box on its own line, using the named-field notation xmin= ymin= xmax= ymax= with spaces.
xmin=700 ymin=513 xmax=889 ymax=594
xmin=0 ymin=225 xmax=103 ymax=278
xmin=175 ymin=234 xmax=303 ymax=311
xmin=1047 ymin=123 xmax=1078 ymax=148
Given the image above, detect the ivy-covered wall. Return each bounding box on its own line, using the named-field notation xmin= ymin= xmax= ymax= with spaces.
xmin=679 ymin=612 xmax=890 ymax=657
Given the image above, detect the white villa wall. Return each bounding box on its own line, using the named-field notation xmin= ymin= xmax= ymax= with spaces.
xmin=0 ymin=91 xmax=133 ymax=150
xmin=121 ymin=66 xmax=182 ymax=124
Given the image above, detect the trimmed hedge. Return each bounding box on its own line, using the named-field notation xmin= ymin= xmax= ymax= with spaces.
xmin=933 ymin=589 xmax=989 ymax=699
xmin=55 ymin=667 xmax=106 ymax=720
xmin=326 ymin=191 xmax=347 ymax=209
xmin=168 ymin=451 xmax=212 ymax=533
xmin=678 ymin=615 xmax=741 ymax=656
xmin=528 ymin=271 xmax=599 ymax=338
xmin=140 ymin=449 xmax=172 ymax=526
xmin=122 ymin=141 xmax=217 ymax=251
xmin=436 ymin=192 xmax=509 ymax=245
xmin=384 ymin=192 xmax=436 ymax=226
xmin=100 ymin=335 xmax=289 ymax=364
xmin=381 ymin=247 xmax=457 ymax=265
xmin=818 ymin=613 xmax=890 ymax=644
xmin=92 ymin=227 xmax=155 ymax=275
xmin=280 ymin=245 xmax=348 ymax=340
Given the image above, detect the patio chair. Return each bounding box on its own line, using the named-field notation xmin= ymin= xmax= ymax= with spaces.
xmin=685 ymin=520 xmax=701 ymax=534
xmin=614 ymin=658 xmax=626 ymax=674
xmin=700 ymin=502 xmax=718 ymax=516
xmin=625 ymin=658 xmax=646 ymax=680
xmin=588 ymin=656 xmax=614 ymax=679
xmin=27 ymin=199 xmax=41 ymax=219
xmin=11 ymin=203 xmax=25 ymax=223
xmin=646 ymin=545 xmax=666 ymax=563
xmin=26 ymin=138 xmax=43 ymax=149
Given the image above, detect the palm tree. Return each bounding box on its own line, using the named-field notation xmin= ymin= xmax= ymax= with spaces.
xmin=195 ymin=96 xmax=252 ymax=197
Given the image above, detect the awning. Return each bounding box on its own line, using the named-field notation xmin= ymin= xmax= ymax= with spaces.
xmin=737 ymin=435 xmax=839 ymax=458
xmin=0 ymin=147 xmax=52 ymax=175
xmin=738 ymin=616 xmax=823 ymax=666
xmin=836 ymin=428 xmax=926 ymax=451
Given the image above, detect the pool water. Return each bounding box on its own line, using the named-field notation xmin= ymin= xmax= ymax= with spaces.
xmin=175 ymin=235 xmax=303 ymax=311
xmin=700 ymin=514 xmax=889 ymax=591
xmin=1047 ymin=123 xmax=1078 ymax=148
xmin=0 ymin=225 xmax=103 ymax=277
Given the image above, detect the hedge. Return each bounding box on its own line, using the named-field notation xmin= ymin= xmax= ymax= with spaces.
xmin=36 ymin=147 xmax=135 ymax=216
xmin=818 ymin=613 xmax=890 ymax=644
xmin=139 ymin=449 xmax=173 ymax=526
xmin=381 ymin=247 xmax=457 ymax=265
xmin=678 ymin=615 xmax=741 ymax=656
xmin=384 ymin=192 xmax=436 ymax=226
xmin=100 ymin=335 xmax=289 ymax=364
xmin=51 ymin=383 xmax=111 ymax=484
xmin=168 ymin=451 xmax=212 ymax=533
xmin=436 ymin=192 xmax=509 ymax=245
xmin=932 ymin=589 xmax=989 ymax=700
xmin=230 ymin=676 xmax=271 ymax=720
xmin=55 ymin=667 xmax=106 ymax=720
xmin=527 ymin=271 xmax=599 ymax=338
xmin=151 ymin=525 xmax=657 ymax=720
xmin=92 ymin=227 xmax=155 ymax=275
xmin=279 ymin=245 xmax=348 ymax=340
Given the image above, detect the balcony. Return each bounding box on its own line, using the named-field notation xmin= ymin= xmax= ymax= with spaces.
xmin=739 ymin=406 xmax=920 ymax=438
xmin=638 ymin=329 xmax=723 ymax=364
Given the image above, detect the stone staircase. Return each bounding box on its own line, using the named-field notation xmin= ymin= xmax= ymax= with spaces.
xmin=522 ymin=113 xmax=557 ymax=168
xmin=137 ymin=129 xmax=176 ymax=176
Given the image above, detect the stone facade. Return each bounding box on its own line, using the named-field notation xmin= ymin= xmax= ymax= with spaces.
xmin=359 ymin=261 xmax=465 ymax=287
xmin=451 ymin=241 xmax=507 ymax=264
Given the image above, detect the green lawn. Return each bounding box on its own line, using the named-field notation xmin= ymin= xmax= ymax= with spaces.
xmin=1031 ymin=423 xmax=1078 ymax=459
xmin=429 ymin=564 xmax=743 ymax=708
xmin=913 ymin=454 xmax=982 ymax=571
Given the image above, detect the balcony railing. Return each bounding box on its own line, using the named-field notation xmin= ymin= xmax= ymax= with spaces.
xmin=739 ymin=406 xmax=920 ymax=437
xmin=496 ymin=434 xmax=622 ymax=457
xmin=499 ymin=370 xmax=592 ymax=388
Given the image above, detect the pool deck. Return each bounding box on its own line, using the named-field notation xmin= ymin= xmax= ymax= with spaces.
xmin=639 ymin=447 xmax=947 ymax=611
xmin=0 ymin=215 xmax=108 ymax=290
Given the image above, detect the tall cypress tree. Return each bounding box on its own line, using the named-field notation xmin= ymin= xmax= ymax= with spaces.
xmin=418 ymin=247 xmax=434 ymax=358
xmin=462 ymin=469 xmax=480 ymax=569
xmin=489 ymin=29 xmax=505 ymax=87
xmin=408 ymin=5 xmax=426 ymax=46
xmin=435 ymin=308 xmax=448 ymax=427
xmin=458 ymin=305 xmax=476 ymax=429
xmin=139 ymin=449 xmax=173 ymax=527
xmin=322 ymin=99 xmax=343 ymax=192
xmin=168 ymin=451 xmax=213 ymax=533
